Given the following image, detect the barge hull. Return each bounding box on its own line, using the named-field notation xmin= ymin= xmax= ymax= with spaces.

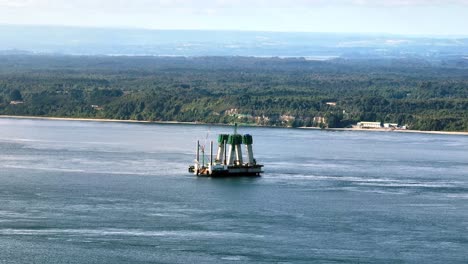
xmin=200 ymin=171 xmax=262 ymax=177
xmin=190 ymin=165 xmax=263 ymax=177
xmin=207 ymin=168 xmax=263 ymax=177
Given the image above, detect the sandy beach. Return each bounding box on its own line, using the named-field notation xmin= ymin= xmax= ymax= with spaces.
xmin=301 ymin=126 xmax=468 ymax=136
xmin=1 ymin=115 xmax=467 ymax=136
xmin=0 ymin=115 xmax=200 ymax=125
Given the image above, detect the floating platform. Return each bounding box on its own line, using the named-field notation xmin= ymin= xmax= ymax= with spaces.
xmin=189 ymin=125 xmax=263 ymax=177
xmin=189 ymin=164 xmax=263 ymax=177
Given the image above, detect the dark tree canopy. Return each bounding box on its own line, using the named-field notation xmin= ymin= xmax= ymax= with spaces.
xmin=0 ymin=55 xmax=467 ymax=131
xmin=10 ymin=89 xmax=23 ymax=101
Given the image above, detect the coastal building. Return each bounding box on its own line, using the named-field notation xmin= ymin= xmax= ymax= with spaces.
xmin=279 ymin=115 xmax=295 ymax=122
xmin=313 ymin=116 xmax=326 ymax=124
xmin=237 ymin=114 xmax=253 ymax=120
xmin=91 ymin=105 xmax=104 ymax=110
xmin=357 ymin=121 xmax=382 ymax=128
xmin=225 ymin=108 xmax=239 ymax=116
xmin=384 ymin=123 xmax=398 ymax=128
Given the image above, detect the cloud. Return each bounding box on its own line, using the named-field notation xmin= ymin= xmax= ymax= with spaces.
xmin=341 ymin=0 xmax=468 ymax=6
xmin=1 ymin=0 xmax=468 ymax=35
xmin=3 ymin=0 xmax=468 ymax=10
xmin=0 ymin=0 xmax=32 ymax=7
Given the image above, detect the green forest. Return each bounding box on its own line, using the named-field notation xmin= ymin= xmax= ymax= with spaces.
xmin=0 ymin=55 xmax=467 ymax=131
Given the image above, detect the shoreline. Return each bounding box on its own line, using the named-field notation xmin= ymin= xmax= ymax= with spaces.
xmin=1 ymin=115 xmax=467 ymax=136
xmin=0 ymin=115 xmax=201 ymax=125
xmin=301 ymin=127 xmax=468 ymax=136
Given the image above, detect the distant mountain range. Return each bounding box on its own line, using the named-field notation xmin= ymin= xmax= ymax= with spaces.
xmin=1 ymin=25 xmax=468 ymax=59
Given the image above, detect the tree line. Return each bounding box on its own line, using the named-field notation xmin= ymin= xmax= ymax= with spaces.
xmin=0 ymin=55 xmax=467 ymax=131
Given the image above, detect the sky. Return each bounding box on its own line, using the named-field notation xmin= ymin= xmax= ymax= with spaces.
xmin=1 ymin=0 xmax=468 ymax=36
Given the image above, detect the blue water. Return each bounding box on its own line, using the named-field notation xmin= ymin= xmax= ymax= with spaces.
xmin=0 ymin=118 xmax=467 ymax=263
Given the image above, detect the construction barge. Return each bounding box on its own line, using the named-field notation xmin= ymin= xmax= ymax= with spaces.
xmin=189 ymin=126 xmax=263 ymax=177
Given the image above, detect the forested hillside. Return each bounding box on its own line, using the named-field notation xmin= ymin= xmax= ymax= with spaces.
xmin=0 ymin=55 xmax=467 ymax=131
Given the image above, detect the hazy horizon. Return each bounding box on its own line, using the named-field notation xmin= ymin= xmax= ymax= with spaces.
xmin=1 ymin=0 xmax=468 ymax=36
xmin=2 ymin=24 xmax=468 ymax=58
xmin=2 ymin=23 xmax=468 ymax=38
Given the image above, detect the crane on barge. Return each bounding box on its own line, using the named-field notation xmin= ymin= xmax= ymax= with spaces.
xmin=188 ymin=124 xmax=263 ymax=177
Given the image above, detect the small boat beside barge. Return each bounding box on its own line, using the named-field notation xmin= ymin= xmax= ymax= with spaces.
xmin=189 ymin=125 xmax=263 ymax=177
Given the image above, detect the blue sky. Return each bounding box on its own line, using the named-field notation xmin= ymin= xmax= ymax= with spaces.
xmin=1 ymin=0 xmax=468 ymax=36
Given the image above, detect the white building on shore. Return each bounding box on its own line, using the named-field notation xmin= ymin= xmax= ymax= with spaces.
xmin=357 ymin=121 xmax=382 ymax=128
xmin=384 ymin=123 xmax=399 ymax=128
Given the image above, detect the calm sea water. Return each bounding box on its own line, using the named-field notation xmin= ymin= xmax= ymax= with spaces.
xmin=0 ymin=118 xmax=467 ymax=263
